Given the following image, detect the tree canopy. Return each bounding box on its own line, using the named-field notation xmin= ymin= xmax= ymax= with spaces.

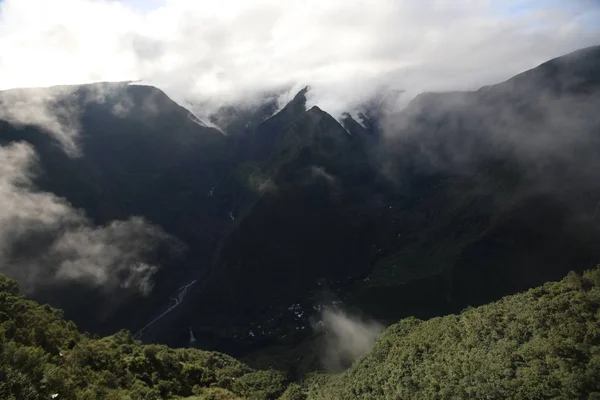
xmin=1 ymin=267 xmax=599 ymax=399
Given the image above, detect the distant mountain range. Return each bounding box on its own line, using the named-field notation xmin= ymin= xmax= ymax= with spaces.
xmin=0 ymin=45 xmax=599 ymax=361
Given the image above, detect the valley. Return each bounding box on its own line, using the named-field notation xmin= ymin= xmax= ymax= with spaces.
xmin=0 ymin=46 xmax=599 ymax=372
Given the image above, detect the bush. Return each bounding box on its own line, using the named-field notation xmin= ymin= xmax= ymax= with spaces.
xmin=231 ymin=370 xmax=287 ymax=399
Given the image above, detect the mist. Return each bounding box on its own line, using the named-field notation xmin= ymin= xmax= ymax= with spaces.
xmin=376 ymin=46 xmax=600 ymax=185
xmin=0 ymin=82 xmax=154 ymax=157
xmin=0 ymin=0 xmax=598 ymax=121
xmin=315 ymin=308 xmax=383 ymax=372
xmin=0 ymin=141 xmax=175 ymax=295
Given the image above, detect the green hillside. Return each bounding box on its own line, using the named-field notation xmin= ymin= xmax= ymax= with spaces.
xmin=0 ymin=274 xmax=285 ymax=400
xmin=304 ymin=268 xmax=600 ymax=400
xmin=2 ymin=267 xmax=600 ymax=399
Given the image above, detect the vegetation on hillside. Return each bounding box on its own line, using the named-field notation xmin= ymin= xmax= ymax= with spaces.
xmin=305 ymin=268 xmax=600 ymax=399
xmin=1 ymin=267 xmax=599 ymax=399
xmin=0 ymin=274 xmax=286 ymax=400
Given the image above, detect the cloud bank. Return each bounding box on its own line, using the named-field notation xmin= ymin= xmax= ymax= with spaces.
xmin=0 ymin=141 xmax=172 ymax=294
xmin=0 ymin=0 xmax=598 ymax=117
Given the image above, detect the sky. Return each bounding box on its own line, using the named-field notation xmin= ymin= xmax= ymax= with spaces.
xmin=0 ymin=0 xmax=598 ymax=116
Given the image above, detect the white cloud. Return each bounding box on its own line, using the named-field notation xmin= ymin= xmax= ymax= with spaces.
xmin=316 ymin=308 xmax=383 ymax=371
xmin=0 ymin=0 xmax=598 ymax=117
xmin=0 ymin=141 xmax=172 ymax=294
xmin=0 ymin=82 xmax=134 ymax=157
xmin=0 ymin=86 xmax=82 ymax=156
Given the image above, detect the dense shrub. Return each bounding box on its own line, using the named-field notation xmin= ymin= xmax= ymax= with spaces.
xmin=306 ymin=268 xmax=600 ymax=399
xmin=0 ymin=274 xmax=262 ymax=399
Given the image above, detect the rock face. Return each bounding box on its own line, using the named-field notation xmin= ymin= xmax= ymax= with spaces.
xmin=0 ymin=46 xmax=599 ymax=357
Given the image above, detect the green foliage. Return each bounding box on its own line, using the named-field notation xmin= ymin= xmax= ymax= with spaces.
xmin=0 ymin=274 xmax=275 ymax=400
xmin=277 ymin=383 xmax=307 ymax=400
xmin=183 ymin=387 xmax=241 ymax=400
xmin=2 ymin=268 xmax=600 ymax=399
xmin=306 ymin=267 xmax=600 ymax=399
xmin=231 ymin=370 xmax=287 ymax=400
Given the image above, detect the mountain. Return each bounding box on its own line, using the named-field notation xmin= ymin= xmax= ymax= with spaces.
xmin=355 ymin=45 xmax=600 ymax=320
xmin=0 ymin=82 xmax=241 ymax=335
xmin=0 ymin=46 xmax=599 ymax=363
xmin=182 ymin=45 xmax=600 ymax=355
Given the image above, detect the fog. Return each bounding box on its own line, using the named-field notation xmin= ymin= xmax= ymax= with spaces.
xmin=0 ymin=141 xmax=174 ymax=294
xmin=315 ymin=308 xmax=383 ymax=371
xmin=377 ymin=46 xmax=600 ymax=182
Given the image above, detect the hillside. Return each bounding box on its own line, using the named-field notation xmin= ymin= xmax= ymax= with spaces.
xmin=2 ymin=268 xmax=599 ymax=399
xmin=346 ymin=44 xmax=600 ymax=322
xmin=0 ymin=82 xmax=240 ymax=338
xmin=0 ymin=273 xmax=287 ymax=400
xmin=304 ymin=267 xmax=600 ymax=399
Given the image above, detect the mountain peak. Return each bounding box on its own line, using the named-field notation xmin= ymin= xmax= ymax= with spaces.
xmin=284 ymin=86 xmax=309 ymax=112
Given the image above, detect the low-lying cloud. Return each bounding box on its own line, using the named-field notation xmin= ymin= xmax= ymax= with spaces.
xmin=0 ymin=0 xmax=598 ymax=118
xmin=0 ymin=86 xmax=82 ymax=156
xmin=315 ymin=308 xmax=383 ymax=371
xmin=0 ymin=141 xmax=172 ymax=294
xmin=379 ymin=55 xmax=600 ymax=178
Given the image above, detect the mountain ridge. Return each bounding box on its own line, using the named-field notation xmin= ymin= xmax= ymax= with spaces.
xmin=0 ymin=45 xmax=598 ymax=362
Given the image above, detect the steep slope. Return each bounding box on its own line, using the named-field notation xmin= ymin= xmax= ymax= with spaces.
xmin=349 ymin=45 xmax=600 ymax=322
xmin=165 ymin=46 xmax=600 ymax=356
xmin=0 ymin=82 xmax=232 ymax=244
xmin=0 ymin=83 xmax=239 ymax=336
xmin=176 ymin=99 xmax=390 ymax=352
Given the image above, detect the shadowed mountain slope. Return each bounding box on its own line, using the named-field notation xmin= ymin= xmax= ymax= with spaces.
xmin=0 ymin=47 xmax=599 ymax=362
